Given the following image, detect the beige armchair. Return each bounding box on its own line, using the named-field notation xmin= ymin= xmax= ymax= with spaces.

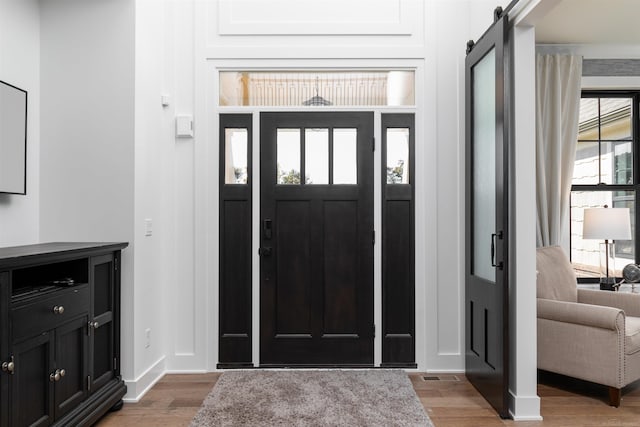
xmin=537 ymin=245 xmax=640 ymax=407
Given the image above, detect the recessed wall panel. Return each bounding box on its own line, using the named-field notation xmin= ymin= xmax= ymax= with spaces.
xmin=218 ymin=0 xmax=407 ymax=35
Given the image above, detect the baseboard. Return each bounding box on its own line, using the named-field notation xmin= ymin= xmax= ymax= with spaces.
xmin=164 ymin=369 xmax=209 ymax=374
xmin=123 ymin=356 xmax=166 ymax=402
xmin=508 ymin=390 xmax=542 ymax=420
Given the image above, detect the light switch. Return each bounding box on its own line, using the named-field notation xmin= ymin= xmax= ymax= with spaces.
xmin=176 ymin=115 xmax=193 ymax=138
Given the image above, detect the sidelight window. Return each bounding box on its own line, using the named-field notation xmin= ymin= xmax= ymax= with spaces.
xmin=224 ymin=128 xmax=249 ymax=184
xmin=386 ymin=128 xmax=410 ymax=184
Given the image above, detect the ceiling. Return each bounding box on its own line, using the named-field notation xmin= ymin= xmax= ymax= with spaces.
xmin=535 ymin=0 xmax=640 ymax=44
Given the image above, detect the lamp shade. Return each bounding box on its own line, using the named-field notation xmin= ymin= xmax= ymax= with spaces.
xmin=583 ymin=207 xmax=632 ymax=240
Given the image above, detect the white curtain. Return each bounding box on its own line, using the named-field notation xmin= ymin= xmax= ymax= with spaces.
xmin=536 ymin=54 xmax=583 ymax=249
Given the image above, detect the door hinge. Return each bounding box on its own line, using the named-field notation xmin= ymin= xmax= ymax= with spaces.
xmin=372 ymin=137 xmax=375 ymax=152
xmin=372 ymin=324 xmax=376 ymax=338
xmin=87 ymin=375 xmax=91 ymax=392
xmin=372 ymin=230 xmax=375 ymax=245
xmin=114 ymin=357 xmax=117 ymax=370
xmin=115 ymin=258 xmax=118 ymax=271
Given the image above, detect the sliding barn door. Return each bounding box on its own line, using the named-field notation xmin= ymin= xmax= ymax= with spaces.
xmin=465 ymin=8 xmax=510 ymax=418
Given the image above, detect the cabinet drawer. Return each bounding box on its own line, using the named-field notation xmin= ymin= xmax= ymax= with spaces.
xmin=11 ymin=285 xmax=89 ymax=340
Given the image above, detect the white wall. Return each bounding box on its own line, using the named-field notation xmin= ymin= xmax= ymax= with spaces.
xmin=39 ymin=0 xmax=136 ymax=382
xmin=129 ymin=0 xmax=178 ymax=396
xmin=0 ymin=0 xmax=40 ymax=246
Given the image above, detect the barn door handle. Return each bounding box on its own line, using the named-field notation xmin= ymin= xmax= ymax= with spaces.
xmin=491 ymin=232 xmax=504 ymax=270
xmin=263 ymin=219 xmax=272 ymax=240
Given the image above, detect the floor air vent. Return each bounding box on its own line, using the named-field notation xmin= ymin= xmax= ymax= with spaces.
xmin=422 ymin=375 xmax=460 ymax=382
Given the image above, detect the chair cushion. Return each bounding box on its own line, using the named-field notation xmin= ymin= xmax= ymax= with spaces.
xmin=536 ymin=246 xmax=578 ymax=302
xmin=626 ymin=316 xmax=640 ymax=355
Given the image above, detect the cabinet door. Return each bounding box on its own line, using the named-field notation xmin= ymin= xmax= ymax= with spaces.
xmin=11 ymin=332 xmax=54 ymax=427
xmin=0 ymin=271 xmax=9 ymax=427
xmin=90 ymin=254 xmax=116 ymax=393
xmin=54 ymin=316 xmax=88 ymax=420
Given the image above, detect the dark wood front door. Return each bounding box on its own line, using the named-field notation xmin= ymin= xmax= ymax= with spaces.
xmin=464 ymin=8 xmax=510 ymax=418
xmin=260 ymin=112 xmax=374 ymax=366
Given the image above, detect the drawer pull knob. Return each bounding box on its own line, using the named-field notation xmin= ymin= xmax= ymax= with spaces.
xmin=89 ymin=321 xmax=100 ymax=329
xmin=49 ymin=368 xmax=65 ymax=382
xmin=52 ymin=305 xmax=65 ymax=315
xmin=1 ymin=357 xmax=15 ymax=374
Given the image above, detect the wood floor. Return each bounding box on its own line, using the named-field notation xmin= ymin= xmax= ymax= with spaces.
xmin=96 ymin=371 xmax=640 ymax=426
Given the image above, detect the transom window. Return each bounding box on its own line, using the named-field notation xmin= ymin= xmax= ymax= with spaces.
xmin=219 ymin=71 xmax=415 ymax=107
xmin=570 ymin=92 xmax=639 ymax=281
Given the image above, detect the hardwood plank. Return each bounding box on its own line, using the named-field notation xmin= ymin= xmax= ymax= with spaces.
xmin=96 ymin=371 xmax=640 ymax=427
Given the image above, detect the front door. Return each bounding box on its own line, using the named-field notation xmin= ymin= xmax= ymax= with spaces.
xmin=260 ymin=112 xmax=374 ymax=366
xmin=464 ymin=8 xmax=510 ymax=418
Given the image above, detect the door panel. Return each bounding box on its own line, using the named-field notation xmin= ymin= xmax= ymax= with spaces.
xmin=275 ymin=200 xmax=312 ymax=335
xmin=323 ymin=201 xmax=358 ymax=334
xmin=0 ymin=272 xmax=8 ymax=427
xmin=260 ymin=112 xmax=374 ymax=366
xmin=11 ymin=332 xmax=53 ymax=427
xmin=465 ymin=9 xmax=510 ymax=419
xmin=90 ymin=255 xmax=115 ymax=393
xmin=54 ymin=316 xmax=88 ymax=419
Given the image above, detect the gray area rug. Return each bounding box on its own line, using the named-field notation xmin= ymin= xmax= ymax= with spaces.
xmin=190 ymin=370 xmax=433 ymax=426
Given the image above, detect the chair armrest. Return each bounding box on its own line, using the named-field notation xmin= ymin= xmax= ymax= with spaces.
xmin=578 ymin=288 xmax=640 ymax=317
xmin=537 ymin=298 xmax=624 ymax=331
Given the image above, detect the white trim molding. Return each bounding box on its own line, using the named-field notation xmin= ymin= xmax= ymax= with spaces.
xmin=123 ymin=356 xmax=166 ymax=402
xmin=509 ymin=390 xmax=543 ymax=421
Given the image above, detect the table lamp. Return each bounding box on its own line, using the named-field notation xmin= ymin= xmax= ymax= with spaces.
xmin=583 ymin=206 xmax=632 ymax=290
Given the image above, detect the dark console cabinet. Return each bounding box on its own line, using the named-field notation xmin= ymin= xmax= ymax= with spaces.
xmin=0 ymin=242 xmax=128 ymax=427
